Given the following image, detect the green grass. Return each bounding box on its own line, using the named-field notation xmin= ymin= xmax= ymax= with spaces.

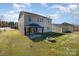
xmin=0 ymin=30 xmax=79 ymax=56
xmin=0 ymin=30 xmax=32 ymax=56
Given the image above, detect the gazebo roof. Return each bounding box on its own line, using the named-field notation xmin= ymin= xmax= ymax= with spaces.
xmin=25 ymin=23 xmax=43 ymax=28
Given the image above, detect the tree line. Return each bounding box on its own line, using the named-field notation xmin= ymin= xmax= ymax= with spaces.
xmin=0 ymin=21 xmax=18 ymax=29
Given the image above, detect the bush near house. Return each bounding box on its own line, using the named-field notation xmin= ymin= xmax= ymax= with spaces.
xmin=32 ymin=32 xmax=64 ymax=42
xmin=63 ymin=31 xmax=72 ymax=33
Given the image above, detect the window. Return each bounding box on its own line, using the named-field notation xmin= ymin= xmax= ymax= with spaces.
xmin=28 ymin=16 xmax=32 ymax=22
xmin=37 ymin=18 xmax=43 ymax=22
xmin=37 ymin=18 xmax=39 ymax=22
xmin=48 ymin=20 xmax=50 ymax=23
xmin=39 ymin=18 xmax=41 ymax=22
xmin=41 ymin=18 xmax=43 ymax=22
xmin=47 ymin=27 xmax=50 ymax=30
xmin=40 ymin=18 xmax=43 ymax=22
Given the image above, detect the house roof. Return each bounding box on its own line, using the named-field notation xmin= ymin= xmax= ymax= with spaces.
xmin=61 ymin=22 xmax=74 ymax=26
xmin=53 ymin=22 xmax=74 ymax=28
xmin=18 ymin=11 xmax=52 ymax=20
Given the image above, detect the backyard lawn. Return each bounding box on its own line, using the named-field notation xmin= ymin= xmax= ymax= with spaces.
xmin=0 ymin=30 xmax=79 ymax=56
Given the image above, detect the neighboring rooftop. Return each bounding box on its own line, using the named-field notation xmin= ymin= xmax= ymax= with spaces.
xmin=61 ymin=22 xmax=74 ymax=26
xmin=53 ymin=22 xmax=74 ymax=28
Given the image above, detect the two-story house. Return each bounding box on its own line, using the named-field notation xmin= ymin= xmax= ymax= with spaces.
xmin=18 ymin=11 xmax=52 ymax=36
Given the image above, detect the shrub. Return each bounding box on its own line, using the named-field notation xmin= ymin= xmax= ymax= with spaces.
xmin=64 ymin=31 xmax=72 ymax=33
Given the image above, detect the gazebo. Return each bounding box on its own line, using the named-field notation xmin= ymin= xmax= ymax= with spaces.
xmin=24 ymin=23 xmax=44 ymax=36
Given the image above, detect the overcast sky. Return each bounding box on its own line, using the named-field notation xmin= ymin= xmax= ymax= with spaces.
xmin=0 ymin=3 xmax=79 ymax=25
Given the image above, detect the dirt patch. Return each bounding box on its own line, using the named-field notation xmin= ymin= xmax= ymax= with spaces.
xmin=47 ymin=37 xmax=57 ymax=43
xmin=48 ymin=40 xmax=56 ymax=43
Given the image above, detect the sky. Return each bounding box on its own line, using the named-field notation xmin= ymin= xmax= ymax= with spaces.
xmin=0 ymin=3 xmax=79 ymax=25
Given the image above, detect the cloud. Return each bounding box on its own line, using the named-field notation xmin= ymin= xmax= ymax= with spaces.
xmin=13 ymin=3 xmax=27 ymax=13
xmin=21 ymin=3 xmax=31 ymax=7
xmin=12 ymin=3 xmax=32 ymax=13
xmin=40 ymin=3 xmax=48 ymax=7
xmin=50 ymin=5 xmax=70 ymax=13
xmin=49 ymin=4 xmax=79 ymax=20
xmin=0 ymin=3 xmax=32 ymax=22
xmin=0 ymin=12 xmax=19 ymax=22
xmin=0 ymin=3 xmax=21 ymax=22
xmin=68 ymin=4 xmax=78 ymax=11
xmin=50 ymin=4 xmax=79 ymax=13
xmin=68 ymin=4 xmax=79 ymax=19
xmin=73 ymin=11 xmax=79 ymax=18
xmin=69 ymin=5 xmax=77 ymax=9
xmin=48 ymin=14 xmax=60 ymax=19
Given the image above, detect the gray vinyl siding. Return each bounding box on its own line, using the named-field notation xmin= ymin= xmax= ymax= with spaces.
xmin=18 ymin=14 xmax=25 ymax=35
xmin=24 ymin=13 xmax=52 ymax=32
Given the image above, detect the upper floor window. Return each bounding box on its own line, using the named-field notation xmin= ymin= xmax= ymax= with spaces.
xmin=28 ymin=16 xmax=32 ymax=22
xmin=47 ymin=27 xmax=50 ymax=30
xmin=37 ymin=18 xmax=40 ymax=22
xmin=41 ymin=18 xmax=43 ymax=22
xmin=40 ymin=18 xmax=41 ymax=22
xmin=37 ymin=18 xmax=43 ymax=22
xmin=48 ymin=20 xmax=50 ymax=23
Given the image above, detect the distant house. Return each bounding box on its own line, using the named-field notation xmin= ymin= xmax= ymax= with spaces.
xmin=74 ymin=25 xmax=79 ymax=31
xmin=78 ymin=26 xmax=79 ymax=31
xmin=18 ymin=11 xmax=52 ymax=36
xmin=52 ymin=22 xmax=74 ymax=33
